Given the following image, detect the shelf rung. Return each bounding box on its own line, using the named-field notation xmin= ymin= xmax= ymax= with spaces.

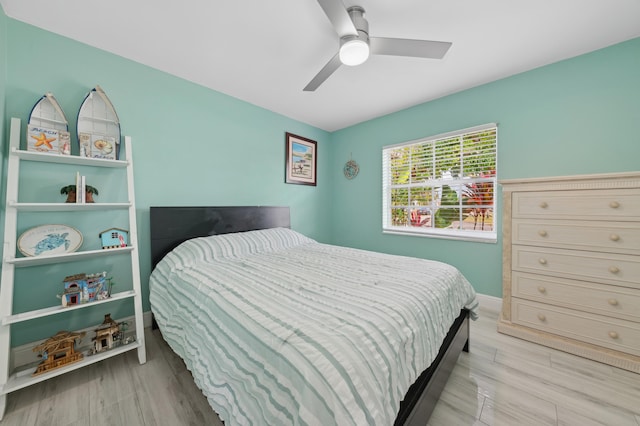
xmin=2 ymin=291 xmax=137 ymax=325
xmin=13 ymin=148 xmax=128 ymax=168
xmin=79 ymin=116 xmax=120 ymax=125
xmin=10 ymin=202 xmax=131 ymax=212
xmin=29 ymin=116 xmax=68 ymax=126
xmin=7 ymin=247 xmax=134 ymax=267
xmin=1 ymin=341 xmax=141 ymax=395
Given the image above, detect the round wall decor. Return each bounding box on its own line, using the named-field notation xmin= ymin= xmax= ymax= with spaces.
xmin=343 ymin=159 xmax=359 ymax=179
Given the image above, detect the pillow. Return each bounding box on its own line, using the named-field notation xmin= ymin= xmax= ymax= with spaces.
xmin=159 ymin=227 xmax=314 ymax=270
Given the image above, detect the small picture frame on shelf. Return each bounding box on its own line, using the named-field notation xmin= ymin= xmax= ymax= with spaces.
xmin=79 ymin=132 xmax=91 ymax=157
xmin=91 ymin=134 xmax=117 ymax=160
xmin=59 ymin=130 xmax=71 ymax=155
xmin=79 ymin=132 xmax=117 ymax=160
xmin=27 ymin=124 xmax=70 ymax=155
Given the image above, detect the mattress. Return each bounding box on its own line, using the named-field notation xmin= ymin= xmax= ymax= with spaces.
xmin=150 ymin=228 xmax=478 ymax=425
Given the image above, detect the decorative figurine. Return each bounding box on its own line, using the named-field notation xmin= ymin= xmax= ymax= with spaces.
xmin=60 ymin=184 xmax=99 ymax=203
xmin=92 ymin=314 xmax=124 ymax=353
xmin=59 ymin=272 xmax=111 ymax=307
xmin=32 ymin=331 xmax=86 ymax=375
xmin=99 ymin=228 xmax=129 ymax=249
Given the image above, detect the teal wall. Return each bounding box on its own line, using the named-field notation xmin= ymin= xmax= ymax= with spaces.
xmin=330 ymin=37 xmax=640 ymax=297
xmin=0 ymin=5 xmax=8 ymax=313
xmin=1 ymin=7 xmax=639 ymax=346
xmin=0 ymin=5 xmax=7 ymax=181
xmin=2 ymin=18 xmax=332 ymax=346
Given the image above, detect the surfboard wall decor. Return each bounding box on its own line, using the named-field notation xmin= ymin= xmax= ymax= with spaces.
xmin=76 ymin=85 xmax=121 ymax=160
xmin=27 ymin=93 xmax=71 ymax=155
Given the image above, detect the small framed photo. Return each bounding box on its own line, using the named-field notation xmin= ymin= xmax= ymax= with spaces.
xmin=78 ymin=132 xmax=91 ymax=157
xmin=78 ymin=132 xmax=118 ymax=160
xmin=285 ymin=132 xmax=317 ymax=186
xmin=27 ymin=125 xmax=70 ymax=155
xmin=91 ymin=134 xmax=117 ymax=160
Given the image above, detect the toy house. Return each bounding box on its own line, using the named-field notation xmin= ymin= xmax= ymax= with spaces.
xmin=61 ymin=272 xmax=109 ymax=307
xmin=32 ymin=330 xmax=85 ymax=375
xmin=61 ymin=275 xmax=83 ymax=306
xmin=99 ymin=228 xmax=129 ymax=249
xmin=92 ymin=313 xmax=122 ymax=353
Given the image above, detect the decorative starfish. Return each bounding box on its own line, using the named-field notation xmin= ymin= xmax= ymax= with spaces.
xmin=31 ymin=132 xmax=56 ymax=149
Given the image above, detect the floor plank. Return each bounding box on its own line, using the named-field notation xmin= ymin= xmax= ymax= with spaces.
xmin=1 ymin=304 xmax=638 ymax=425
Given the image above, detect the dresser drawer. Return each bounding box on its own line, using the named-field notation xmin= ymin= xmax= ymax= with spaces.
xmin=512 ymin=245 xmax=640 ymax=288
xmin=512 ymin=189 xmax=640 ymax=221
xmin=511 ymin=298 xmax=640 ymax=356
xmin=512 ymin=272 xmax=640 ymax=322
xmin=512 ymin=219 xmax=640 ymax=255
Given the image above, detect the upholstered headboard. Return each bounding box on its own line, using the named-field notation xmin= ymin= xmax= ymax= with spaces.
xmin=149 ymin=206 xmax=290 ymax=267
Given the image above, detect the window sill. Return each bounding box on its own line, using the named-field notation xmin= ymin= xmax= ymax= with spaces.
xmin=383 ymin=227 xmax=497 ymax=244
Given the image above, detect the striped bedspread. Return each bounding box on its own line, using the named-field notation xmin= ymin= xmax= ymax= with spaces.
xmin=150 ymin=228 xmax=478 ymax=426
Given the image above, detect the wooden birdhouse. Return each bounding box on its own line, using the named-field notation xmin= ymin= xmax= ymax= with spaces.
xmin=99 ymin=228 xmax=128 ymax=249
xmin=92 ymin=314 xmax=122 ymax=353
xmin=32 ymin=330 xmax=85 ymax=376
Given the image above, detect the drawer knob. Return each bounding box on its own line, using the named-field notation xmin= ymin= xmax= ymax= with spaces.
xmin=538 ymin=230 xmax=548 ymax=237
xmin=608 ymin=331 xmax=619 ymax=339
xmin=609 ymin=266 xmax=620 ymax=274
xmin=537 ymin=313 xmax=546 ymax=322
xmin=609 ymin=201 xmax=620 ymax=209
xmin=539 ymin=201 xmax=548 ymax=209
xmin=537 ymin=286 xmax=546 ymax=294
xmin=609 ymin=234 xmax=620 ymax=242
xmin=608 ymin=298 xmax=619 ymax=306
xmin=539 ymin=258 xmax=547 ymax=265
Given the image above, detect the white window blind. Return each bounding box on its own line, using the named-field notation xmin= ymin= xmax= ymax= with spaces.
xmin=382 ymin=124 xmax=498 ymax=242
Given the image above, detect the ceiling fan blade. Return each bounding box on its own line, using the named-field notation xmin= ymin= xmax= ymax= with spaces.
xmin=304 ymin=53 xmax=342 ymax=91
xmin=316 ymin=0 xmax=358 ymax=36
xmin=370 ymin=37 xmax=452 ymax=59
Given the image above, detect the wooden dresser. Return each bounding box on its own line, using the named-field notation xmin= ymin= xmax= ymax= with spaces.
xmin=498 ymin=172 xmax=640 ymax=373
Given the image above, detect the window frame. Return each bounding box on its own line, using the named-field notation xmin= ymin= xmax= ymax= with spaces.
xmin=382 ymin=123 xmax=498 ymax=243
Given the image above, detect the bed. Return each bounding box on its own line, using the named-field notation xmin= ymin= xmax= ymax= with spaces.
xmin=149 ymin=206 xmax=478 ymax=425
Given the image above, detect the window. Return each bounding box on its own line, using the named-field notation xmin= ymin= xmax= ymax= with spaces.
xmin=382 ymin=124 xmax=497 ymax=242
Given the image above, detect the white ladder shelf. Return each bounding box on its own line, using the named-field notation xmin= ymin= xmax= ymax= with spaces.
xmin=0 ymin=118 xmax=147 ymax=420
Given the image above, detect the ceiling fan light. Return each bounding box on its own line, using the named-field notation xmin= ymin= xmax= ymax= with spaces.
xmin=339 ymin=38 xmax=370 ymax=66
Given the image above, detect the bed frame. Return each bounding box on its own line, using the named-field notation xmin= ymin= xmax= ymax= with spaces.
xmin=149 ymin=206 xmax=470 ymax=426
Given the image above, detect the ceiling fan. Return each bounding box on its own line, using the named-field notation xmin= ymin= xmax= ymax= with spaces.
xmin=304 ymin=0 xmax=453 ymax=91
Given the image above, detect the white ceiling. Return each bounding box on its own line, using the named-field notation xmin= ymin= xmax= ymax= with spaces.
xmin=2 ymin=0 xmax=639 ymax=132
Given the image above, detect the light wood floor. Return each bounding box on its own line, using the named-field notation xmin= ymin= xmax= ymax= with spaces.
xmin=2 ymin=304 xmax=639 ymax=425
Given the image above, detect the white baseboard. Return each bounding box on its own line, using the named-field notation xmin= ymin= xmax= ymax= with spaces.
xmin=10 ymin=310 xmax=154 ymax=371
xmin=143 ymin=310 xmax=153 ymax=328
xmin=475 ymin=293 xmax=502 ymax=313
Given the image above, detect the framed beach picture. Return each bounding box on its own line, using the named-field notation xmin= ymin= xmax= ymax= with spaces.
xmin=285 ymin=132 xmax=317 ymax=186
